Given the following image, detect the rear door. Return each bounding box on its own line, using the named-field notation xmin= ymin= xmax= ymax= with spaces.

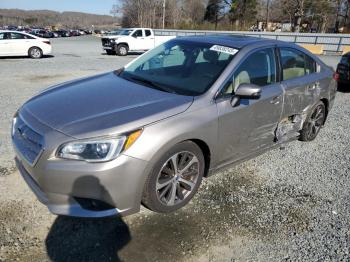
xmin=279 ymin=47 xmax=320 ymax=117
xmin=216 ymin=47 xmax=284 ymax=164
xmin=9 ymin=32 xmax=32 ymax=55
xmin=143 ymin=29 xmax=155 ymax=50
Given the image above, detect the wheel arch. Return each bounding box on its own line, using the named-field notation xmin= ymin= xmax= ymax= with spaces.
xmin=186 ymin=139 xmax=211 ymax=178
xmin=320 ymin=97 xmax=329 ymax=124
xmin=117 ymin=42 xmax=129 ymax=49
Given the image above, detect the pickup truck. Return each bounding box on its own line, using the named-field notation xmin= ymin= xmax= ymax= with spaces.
xmin=101 ymin=28 xmax=175 ymax=56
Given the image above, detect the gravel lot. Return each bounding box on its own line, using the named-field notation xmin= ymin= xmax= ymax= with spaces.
xmin=0 ymin=36 xmax=349 ymax=261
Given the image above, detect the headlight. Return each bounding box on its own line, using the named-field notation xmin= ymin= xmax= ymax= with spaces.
xmin=57 ymin=130 xmax=142 ymax=162
xmin=12 ymin=112 xmax=18 ymax=137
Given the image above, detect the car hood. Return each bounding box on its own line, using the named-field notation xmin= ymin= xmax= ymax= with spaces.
xmin=103 ymin=35 xmax=123 ymax=39
xmin=21 ymin=72 xmax=193 ymax=138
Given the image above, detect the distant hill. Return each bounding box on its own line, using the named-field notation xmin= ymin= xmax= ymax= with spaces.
xmin=0 ymin=9 xmax=119 ymax=29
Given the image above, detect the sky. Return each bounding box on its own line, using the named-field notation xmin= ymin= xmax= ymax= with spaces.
xmin=0 ymin=0 xmax=120 ymax=15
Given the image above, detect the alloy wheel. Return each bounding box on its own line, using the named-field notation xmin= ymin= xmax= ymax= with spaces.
xmin=306 ymin=104 xmax=325 ymax=140
xmin=31 ymin=48 xmax=41 ymax=58
xmin=156 ymin=151 xmax=200 ymax=206
xmin=119 ymin=47 xmax=127 ymax=55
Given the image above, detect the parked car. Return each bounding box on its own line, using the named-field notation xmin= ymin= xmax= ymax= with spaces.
xmin=69 ymin=30 xmax=81 ymax=37
xmin=101 ymin=28 xmax=175 ymax=55
xmin=30 ymin=29 xmax=54 ymax=38
xmin=12 ymin=36 xmax=336 ymax=217
xmin=53 ymin=30 xmax=69 ymax=37
xmin=0 ymin=30 xmax=52 ymax=58
xmin=335 ymin=52 xmax=350 ymax=87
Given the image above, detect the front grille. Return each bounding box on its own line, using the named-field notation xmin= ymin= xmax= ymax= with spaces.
xmin=101 ymin=38 xmax=110 ymax=47
xmin=12 ymin=116 xmax=44 ymax=165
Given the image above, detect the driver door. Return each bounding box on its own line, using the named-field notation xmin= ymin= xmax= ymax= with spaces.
xmin=130 ymin=29 xmax=144 ymax=51
xmin=216 ymin=48 xmax=283 ymax=165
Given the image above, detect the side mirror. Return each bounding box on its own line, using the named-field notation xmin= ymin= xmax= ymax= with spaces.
xmin=230 ymin=83 xmax=262 ymax=107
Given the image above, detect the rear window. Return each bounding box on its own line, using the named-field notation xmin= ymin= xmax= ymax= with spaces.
xmin=145 ymin=30 xmax=151 ymax=37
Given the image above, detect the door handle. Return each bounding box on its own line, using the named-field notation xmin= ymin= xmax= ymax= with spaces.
xmin=307 ymin=85 xmax=316 ymax=90
xmin=307 ymin=81 xmax=320 ymax=91
xmin=270 ymin=95 xmax=281 ymax=105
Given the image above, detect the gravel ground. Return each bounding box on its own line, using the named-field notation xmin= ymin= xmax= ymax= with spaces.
xmin=0 ymin=36 xmax=349 ymax=261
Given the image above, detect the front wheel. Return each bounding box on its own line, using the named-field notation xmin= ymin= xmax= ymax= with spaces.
xmin=142 ymin=141 xmax=205 ymax=213
xmin=299 ymin=101 xmax=326 ymax=141
xmin=28 ymin=47 xmax=43 ymax=59
xmin=116 ymin=44 xmax=128 ymax=56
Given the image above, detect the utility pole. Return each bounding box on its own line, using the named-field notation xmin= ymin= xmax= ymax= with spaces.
xmin=265 ymin=0 xmax=270 ymax=31
xmin=162 ymin=0 xmax=166 ymax=29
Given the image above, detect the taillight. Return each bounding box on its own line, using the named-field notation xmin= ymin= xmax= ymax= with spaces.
xmin=43 ymin=41 xmax=51 ymax=45
xmin=333 ymin=72 xmax=339 ymax=81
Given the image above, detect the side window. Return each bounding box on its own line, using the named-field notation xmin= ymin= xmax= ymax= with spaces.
xmin=2 ymin=33 xmax=11 ymax=39
xmin=132 ymin=30 xmax=143 ymax=38
xmin=10 ymin=33 xmax=25 ymax=39
xmin=145 ymin=30 xmax=151 ymax=37
xmin=222 ymin=48 xmax=276 ymax=95
xmin=280 ymin=48 xmax=315 ymax=80
xmin=305 ymin=55 xmax=316 ymax=74
xmin=0 ymin=33 xmax=4 ymax=40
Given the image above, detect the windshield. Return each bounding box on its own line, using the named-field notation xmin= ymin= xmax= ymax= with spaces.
xmin=119 ymin=39 xmax=237 ymax=96
xmin=107 ymin=30 xmax=121 ymax=35
xmin=118 ymin=29 xmax=133 ymax=36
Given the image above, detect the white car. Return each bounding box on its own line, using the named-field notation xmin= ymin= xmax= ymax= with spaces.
xmin=0 ymin=30 xmax=52 ymax=58
xmin=101 ymin=28 xmax=175 ymax=56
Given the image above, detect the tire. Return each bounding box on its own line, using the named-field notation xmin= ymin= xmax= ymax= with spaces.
xmin=28 ymin=47 xmax=43 ymax=59
xmin=299 ymin=101 xmax=326 ymax=142
xmin=116 ymin=44 xmax=128 ymax=56
xmin=106 ymin=50 xmax=116 ymax=55
xmin=142 ymin=141 xmax=205 ymax=213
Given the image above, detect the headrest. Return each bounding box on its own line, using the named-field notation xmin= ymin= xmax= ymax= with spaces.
xmin=203 ymin=49 xmax=219 ymax=63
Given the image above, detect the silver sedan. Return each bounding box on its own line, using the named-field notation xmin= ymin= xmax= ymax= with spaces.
xmin=12 ymin=35 xmax=336 ymax=217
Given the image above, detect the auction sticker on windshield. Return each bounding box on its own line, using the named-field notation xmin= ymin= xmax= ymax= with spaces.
xmin=210 ymin=45 xmax=239 ymax=55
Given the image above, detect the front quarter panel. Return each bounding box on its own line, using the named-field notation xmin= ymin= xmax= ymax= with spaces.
xmin=123 ymin=101 xmax=219 ymax=170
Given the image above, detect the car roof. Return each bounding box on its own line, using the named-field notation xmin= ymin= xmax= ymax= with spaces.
xmin=178 ymin=34 xmax=286 ymax=49
xmin=0 ymin=30 xmax=30 ymax=34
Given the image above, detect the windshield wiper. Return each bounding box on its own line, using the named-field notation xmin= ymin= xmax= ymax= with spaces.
xmin=128 ymin=75 xmax=177 ymax=94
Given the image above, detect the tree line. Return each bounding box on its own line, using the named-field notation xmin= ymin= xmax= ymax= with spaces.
xmin=118 ymin=0 xmax=350 ymax=33
xmin=0 ymin=9 xmax=116 ymax=29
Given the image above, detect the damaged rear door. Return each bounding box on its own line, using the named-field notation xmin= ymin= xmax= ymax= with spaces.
xmin=277 ymin=47 xmax=321 ymax=141
xmin=216 ymin=47 xmax=283 ymax=165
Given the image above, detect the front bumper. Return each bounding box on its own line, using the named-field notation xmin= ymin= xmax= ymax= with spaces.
xmin=103 ymin=46 xmax=113 ymax=50
xmin=12 ymin=112 xmax=150 ymax=218
xmin=15 ymin=153 xmax=149 ymax=217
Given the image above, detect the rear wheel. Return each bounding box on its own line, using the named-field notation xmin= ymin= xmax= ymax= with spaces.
xmin=28 ymin=47 xmax=43 ymax=59
xmin=142 ymin=141 xmax=205 ymax=213
xmin=116 ymin=44 xmax=128 ymax=56
xmin=299 ymin=101 xmax=326 ymax=141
